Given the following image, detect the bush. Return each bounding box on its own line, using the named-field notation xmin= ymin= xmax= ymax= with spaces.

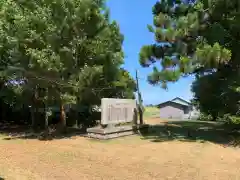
xmin=198 ymin=113 xmax=213 ymax=121
xmin=220 ymin=114 xmax=240 ymax=126
xmin=66 ymin=109 xmax=78 ymax=127
xmin=79 ymin=111 xmax=100 ymax=128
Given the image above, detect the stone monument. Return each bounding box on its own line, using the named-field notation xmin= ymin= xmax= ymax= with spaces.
xmin=87 ymin=98 xmax=144 ymax=139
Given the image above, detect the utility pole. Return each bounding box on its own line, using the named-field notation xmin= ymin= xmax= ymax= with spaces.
xmin=135 ymin=70 xmax=143 ymax=125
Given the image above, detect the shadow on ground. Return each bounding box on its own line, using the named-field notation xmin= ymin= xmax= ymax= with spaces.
xmin=140 ymin=120 xmax=240 ymax=146
xmin=0 ymin=124 xmax=87 ymax=141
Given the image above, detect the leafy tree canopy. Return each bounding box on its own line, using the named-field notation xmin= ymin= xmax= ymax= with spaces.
xmin=0 ymin=0 xmax=135 ymax=106
xmin=140 ymin=0 xmax=240 ymax=121
xmin=139 ymin=0 xmax=234 ymax=88
xmin=0 ymin=0 xmax=136 ymax=127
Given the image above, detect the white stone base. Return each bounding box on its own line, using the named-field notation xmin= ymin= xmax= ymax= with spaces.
xmin=87 ymin=125 xmax=148 ymax=140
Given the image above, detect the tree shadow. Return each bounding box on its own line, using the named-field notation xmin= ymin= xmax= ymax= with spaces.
xmin=0 ymin=123 xmax=87 ymax=141
xmin=139 ymin=120 xmax=239 ymax=146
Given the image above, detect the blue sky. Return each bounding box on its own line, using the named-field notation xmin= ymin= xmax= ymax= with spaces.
xmin=107 ymin=0 xmax=195 ymax=105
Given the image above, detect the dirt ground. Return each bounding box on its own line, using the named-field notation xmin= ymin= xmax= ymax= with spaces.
xmin=0 ymin=119 xmax=239 ymax=180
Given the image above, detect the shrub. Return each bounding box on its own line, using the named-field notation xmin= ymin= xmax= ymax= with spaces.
xmin=198 ymin=113 xmax=213 ymax=121
xmin=220 ymin=114 xmax=240 ymax=126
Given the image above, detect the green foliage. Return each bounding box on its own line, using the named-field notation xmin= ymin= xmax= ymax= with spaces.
xmin=218 ymin=114 xmax=240 ymax=126
xmin=140 ymin=0 xmax=240 ymax=122
xmin=0 ymin=0 xmax=136 ymax=128
xmin=228 ymin=116 xmax=240 ymax=126
xmin=198 ymin=113 xmax=213 ymax=121
xmin=191 ymin=0 xmax=240 ymax=120
xmin=139 ymin=0 xmax=233 ymax=86
xmin=112 ymin=69 xmax=136 ymax=99
xmin=192 ymin=72 xmax=240 ymax=119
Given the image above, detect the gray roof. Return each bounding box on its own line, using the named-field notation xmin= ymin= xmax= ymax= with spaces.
xmin=157 ymin=97 xmax=191 ymax=107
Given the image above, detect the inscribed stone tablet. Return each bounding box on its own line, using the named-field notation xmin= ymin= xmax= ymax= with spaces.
xmin=101 ymin=98 xmax=137 ymax=125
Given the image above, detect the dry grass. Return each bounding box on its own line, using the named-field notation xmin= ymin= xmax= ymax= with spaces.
xmin=144 ymin=106 xmax=160 ymax=118
xmin=0 ymin=119 xmax=239 ymax=180
xmin=145 ymin=117 xmax=169 ymax=124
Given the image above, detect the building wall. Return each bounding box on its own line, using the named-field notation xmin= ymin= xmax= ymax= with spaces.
xmin=159 ymin=102 xmax=186 ymax=119
xmin=188 ymin=107 xmax=200 ymax=120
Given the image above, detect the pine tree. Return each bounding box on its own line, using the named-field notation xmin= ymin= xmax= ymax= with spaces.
xmin=139 ymin=0 xmax=232 ymax=88
xmin=140 ymin=0 xmax=240 ymax=121
xmin=0 ymin=0 xmax=136 ymax=128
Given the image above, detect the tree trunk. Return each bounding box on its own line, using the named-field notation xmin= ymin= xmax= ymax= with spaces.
xmin=133 ymin=107 xmax=138 ymax=126
xmin=31 ymin=87 xmax=38 ymax=129
xmin=1 ymin=103 xmax=5 ymax=122
xmin=45 ymin=113 xmax=48 ymax=129
xmin=43 ymin=103 xmax=49 ymax=138
xmin=30 ymin=106 xmax=35 ymax=127
xmin=75 ymin=97 xmax=80 ymax=128
xmin=60 ymin=103 xmax=66 ymax=128
xmin=138 ymin=105 xmax=143 ymax=125
xmin=44 ymin=94 xmax=49 ymax=130
xmin=139 ymin=108 xmax=143 ymax=125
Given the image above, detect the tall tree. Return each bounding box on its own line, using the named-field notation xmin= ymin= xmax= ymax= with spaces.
xmin=139 ymin=0 xmax=232 ymax=86
xmin=139 ymin=0 xmax=240 ymax=120
xmin=0 ymin=0 xmax=136 ymax=128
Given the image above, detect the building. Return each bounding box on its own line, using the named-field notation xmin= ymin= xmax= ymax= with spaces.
xmin=157 ymin=97 xmax=199 ymax=120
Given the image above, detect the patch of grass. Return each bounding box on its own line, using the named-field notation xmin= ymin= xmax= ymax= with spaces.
xmin=144 ymin=106 xmax=159 ymax=118
xmin=0 ymin=128 xmax=239 ymax=180
xmin=167 ymin=120 xmax=224 ymax=129
xmin=140 ymin=119 xmax=236 ymax=145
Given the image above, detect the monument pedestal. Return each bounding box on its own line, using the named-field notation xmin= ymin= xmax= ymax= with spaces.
xmin=87 ymin=98 xmax=148 ymax=140
xmin=87 ymin=124 xmax=149 ymax=140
